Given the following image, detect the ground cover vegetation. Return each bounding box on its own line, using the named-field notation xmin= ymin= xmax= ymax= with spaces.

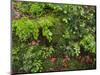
xmin=12 ymin=1 xmax=96 ymax=74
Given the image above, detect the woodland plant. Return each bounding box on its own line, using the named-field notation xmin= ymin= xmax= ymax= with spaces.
xmin=12 ymin=1 xmax=96 ymax=74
